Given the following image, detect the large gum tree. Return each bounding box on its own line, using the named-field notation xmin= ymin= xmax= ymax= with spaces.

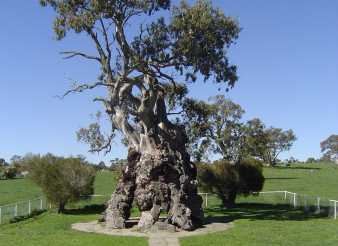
xmin=41 ymin=0 xmax=240 ymax=231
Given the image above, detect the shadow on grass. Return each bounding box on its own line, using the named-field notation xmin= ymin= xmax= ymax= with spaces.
xmin=271 ymin=166 xmax=321 ymax=170
xmin=265 ymin=177 xmax=299 ymax=180
xmin=204 ymin=203 xmax=330 ymax=222
xmin=64 ymin=204 xmax=106 ymax=215
xmin=204 ymin=215 xmax=233 ymax=225
xmin=63 ymin=202 xmax=330 ymax=224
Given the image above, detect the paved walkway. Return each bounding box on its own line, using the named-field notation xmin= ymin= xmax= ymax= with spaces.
xmin=72 ymin=217 xmax=232 ymax=246
xmin=149 ymin=236 xmax=179 ymax=246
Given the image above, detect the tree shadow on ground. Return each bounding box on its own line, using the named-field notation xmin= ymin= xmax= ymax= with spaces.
xmin=265 ymin=177 xmax=299 ymax=180
xmin=64 ymin=204 xmax=106 ymax=215
xmin=204 ymin=203 xmax=330 ymax=222
xmin=272 ymin=166 xmax=321 ymax=170
xmin=63 ymin=202 xmax=330 ymax=224
xmin=204 ymin=215 xmax=233 ymax=225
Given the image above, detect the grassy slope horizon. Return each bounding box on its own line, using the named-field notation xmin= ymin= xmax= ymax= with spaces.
xmin=1 ymin=162 xmax=338 ymax=245
xmin=2 ymin=162 xmax=338 ymax=205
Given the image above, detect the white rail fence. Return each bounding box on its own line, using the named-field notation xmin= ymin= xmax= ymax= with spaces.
xmin=79 ymin=191 xmax=338 ymax=220
xmin=82 ymin=191 xmax=338 ymax=219
xmin=0 ymin=197 xmax=48 ymax=225
xmin=253 ymin=190 xmax=338 ymax=219
xmin=1 ymin=191 xmax=337 ymax=225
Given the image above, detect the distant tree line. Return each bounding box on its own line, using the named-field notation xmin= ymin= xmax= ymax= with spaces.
xmin=303 ymin=134 xmax=338 ymax=164
xmin=0 ymin=155 xmax=29 ymax=180
xmin=182 ymin=95 xmax=297 ymax=166
xmin=320 ymin=134 xmax=338 ymax=163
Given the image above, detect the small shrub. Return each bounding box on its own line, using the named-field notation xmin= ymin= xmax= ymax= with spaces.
xmin=197 ymin=158 xmax=265 ymax=207
xmin=197 ymin=161 xmax=239 ymax=207
xmin=237 ymin=158 xmax=265 ymax=196
xmin=27 ymin=154 xmax=96 ymax=213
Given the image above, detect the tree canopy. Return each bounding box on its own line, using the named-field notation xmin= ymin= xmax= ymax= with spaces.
xmin=40 ymin=0 xmax=240 ymax=154
xmin=320 ymin=134 xmax=338 ymax=162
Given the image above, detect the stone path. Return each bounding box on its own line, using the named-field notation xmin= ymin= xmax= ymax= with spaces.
xmin=149 ymin=236 xmax=179 ymax=246
xmin=72 ymin=217 xmax=232 ymax=246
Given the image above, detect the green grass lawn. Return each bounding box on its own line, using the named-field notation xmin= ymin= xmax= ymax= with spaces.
xmin=0 ymin=170 xmax=148 ymax=246
xmin=181 ymin=162 xmax=338 ymax=246
xmin=0 ymin=178 xmax=42 ymax=205
xmin=0 ymin=212 xmax=147 ymax=246
xmin=1 ymin=163 xmax=338 ymax=246
xmin=262 ymin=163 xmax=338 ymax=198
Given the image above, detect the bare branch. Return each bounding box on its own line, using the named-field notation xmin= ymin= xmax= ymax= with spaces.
xmin=60 ymin=51 xmax=101 ymax=62
xmin=90 ymin=132 xmax=115 ymax=154
xmin=150 ymin=64 xmax=178 ymax=91
xmin=167 ymin=110 xmax=183 ymax=116
xmin=59 ymin=82 xmax=112 ymax=99
xmin=99 ymin=18 xmax=112 ymax=59
xmin=86 ymin=28 xmax=107 ymax=60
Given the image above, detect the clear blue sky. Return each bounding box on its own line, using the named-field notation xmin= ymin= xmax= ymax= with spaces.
xmin=1 ymin=1 xmax=337 ymax=164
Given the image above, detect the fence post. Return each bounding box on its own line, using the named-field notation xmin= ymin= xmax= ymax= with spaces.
xmin=284 ymin=191 xmax=287 ymax=200
xmin=304 ymin=196 xmax=308 ymax=212
xmin=0 ymin=207 xmax=2 ymax=224
xmin=293 ymin=193 xmax=296 ymax=208
xmin=205 ymin=193 xmax=208 ymax=208
xmin=40 ymin=198 xmax=43 ymax=210
xmin=14 ymin=203 xmax=18 ymax=217
xmin=316 ymin=197 xmax=320 ymax=213
xmin=334 ymin=201 xmax=337 ymax=220
xmin=28 ymin=200 xmax=31 ymax=215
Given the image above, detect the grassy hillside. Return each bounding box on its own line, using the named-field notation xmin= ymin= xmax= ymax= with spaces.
xmin=1 ymin=163 xmax=338 ymax=246
xmin=262 ymin=162 xmax=338 ymax=198
xmin=0 ymin=178 xmax=41 ymax=205
xmin=0 ymin=170 xmax=118 ymax=206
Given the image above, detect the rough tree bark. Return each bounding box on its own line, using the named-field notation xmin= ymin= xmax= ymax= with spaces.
xmin=105 ymin=102 xmax=204 ymax=231
xmin=101 ymin=78 xmax=204 ymax=231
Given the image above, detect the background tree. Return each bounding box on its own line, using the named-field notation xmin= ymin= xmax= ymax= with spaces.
xmin=96 ymin=161 xmax=107 ymax=170
xmin=10 ymin=155 xmax=27 ymax=172
xmin=0 ymin=157 xmax=18 ymax=179
xmin=320 ymin=135 xmax=338 ymax=162
xmin=27 ymin=154 xmax=96 ymax=213
xmin=197 ymin=160 xmax=239 ymax=208
xmin=3 ymin=167 xmax=18 ymax=179
xmin=306 ymin=157 xmax=317 ymax=163
xmin=41 ymin=0 xmax=240 ymax=230
xmin=243 ymin=118 xmax=268 ymax=161
xmin=0 ymin=158 xmax=7 ymax=167
xmin=183 ymin=95 xmax=245 ymax=163
xmin=197 ymin=158 xmax=264 ymax=207
xmin=183 ymin=96 xmax=296 ymax=167
xmin=263 ymin=128 xmax=297 ymax=166
xmin=109 ymin=158 xmax=127 ymax=172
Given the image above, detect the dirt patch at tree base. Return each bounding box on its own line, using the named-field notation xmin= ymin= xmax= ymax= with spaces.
xmin=72 ymin=217 xmax=233 ymax=246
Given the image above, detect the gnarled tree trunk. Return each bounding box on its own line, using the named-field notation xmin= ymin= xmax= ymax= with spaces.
xmin=104 ymin=119 xmax=204 ymax=231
